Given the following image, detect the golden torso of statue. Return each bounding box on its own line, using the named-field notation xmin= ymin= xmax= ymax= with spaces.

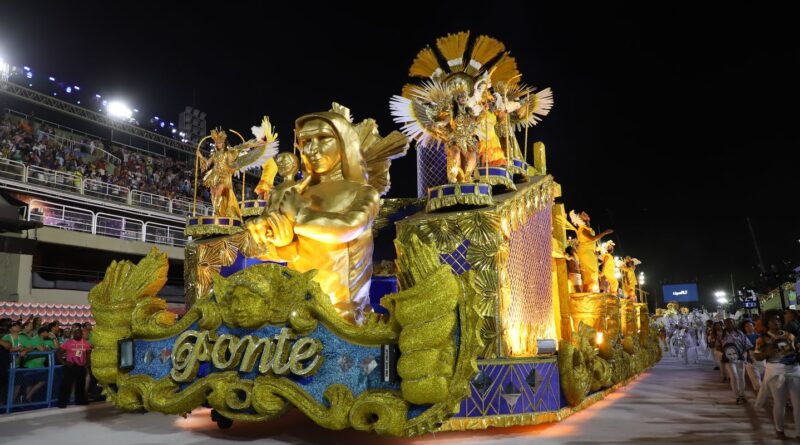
xmin=279 ymin=179 xmax=378 ymax=315
xmin=246 ymin=104 xmax=408 ymax=323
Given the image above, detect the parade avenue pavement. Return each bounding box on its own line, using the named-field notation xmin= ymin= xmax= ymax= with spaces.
xmin=0 ymin=355 xmax=789 ymax=444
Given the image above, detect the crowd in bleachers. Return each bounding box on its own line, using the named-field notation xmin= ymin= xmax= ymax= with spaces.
xmin=1 ymin=316 xmax=98 ymax=410
xmin=0 ymin=112 xmax=211 ymax=203
xmin=661 ymin=308 xmax=800 ymax=439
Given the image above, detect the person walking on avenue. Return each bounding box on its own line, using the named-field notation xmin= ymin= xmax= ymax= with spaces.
xmin=754 ymin=310 xmax=800 ymax=439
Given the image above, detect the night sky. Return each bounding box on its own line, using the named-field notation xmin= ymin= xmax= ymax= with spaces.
xmin=1 ymin=3 xmax=798 ymax=307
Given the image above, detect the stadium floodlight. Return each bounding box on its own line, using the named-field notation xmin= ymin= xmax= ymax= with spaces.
xmin=48 ymin=76 xmax=55 ymax=81
xmin=639 ymin=271 xmax=645 ymax=285
xmin=0 ymin=58 xmax=10 ymax=81
xmin=107 ymin=101 xmax=133 ymax=120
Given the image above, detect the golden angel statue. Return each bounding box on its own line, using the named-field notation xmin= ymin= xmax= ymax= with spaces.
xmin=195 ymin=117 xmax=279 ymax=219
xmin=247 ymin=103 xmax=408 ymax=324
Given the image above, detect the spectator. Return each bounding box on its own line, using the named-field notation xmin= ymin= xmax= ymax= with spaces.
xmin=1 ymin=112 xmax=215 ymax=208
xmin=21 ymin=326 xmax=59 ymax=401
xmin=58 ymin=328 xmax=92 ymax=408
xmin=2 ymin=321 xmax=32 ymax=402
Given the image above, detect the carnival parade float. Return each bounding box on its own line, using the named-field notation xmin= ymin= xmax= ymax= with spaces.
xmin=87 ymin=31 xmax=660 ymax=436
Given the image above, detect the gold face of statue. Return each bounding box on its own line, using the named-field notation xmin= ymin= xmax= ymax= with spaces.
xmin=275 ymin=153 xmax=299 ymax=178
xmin=230 ymin=287 xmax=269 ymax=328
xmin=299 ymin=120 xmax=340 ymax=174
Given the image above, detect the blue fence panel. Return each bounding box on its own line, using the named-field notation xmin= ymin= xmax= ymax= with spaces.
xmin=2 ymin=351 xmax=63 ymax=414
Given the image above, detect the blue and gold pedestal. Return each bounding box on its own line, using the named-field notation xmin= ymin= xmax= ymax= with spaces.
xmin=426 ymin=183 xmax=493 ymax=212
xmin=475 ymin=166 xmax=516 ymax=191
xmin=185 ymin=216 xmax=243 ymax=238
xmin=240 ymin=199 xmax=268 ymax=218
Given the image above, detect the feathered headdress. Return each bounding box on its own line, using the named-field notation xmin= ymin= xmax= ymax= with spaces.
xmin=568 ymin=210 xmax=586 ymax=228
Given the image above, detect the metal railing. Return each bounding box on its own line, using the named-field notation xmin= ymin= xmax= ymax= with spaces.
xmin=131 ymin=189 xmax=171 ymax=214
xmin=0 ymin=160 xmax=215 ymax=219
xmin=27 ymin=199 xmax=185 ymax=248
xmin=26 ymin=165 xmax=83 ymax=195
xmin=83 ymin=179 xmax=130 ymax=204
xmin=143 ymin=221 xmax=187 ymax=247
xmin=3 ymin=351 xmax=62 ymax=414
xmin=0 ymin=157 xmax=25 ymax=182
xmin=95 ymin=212 xmax=144 ymax=242
xmin=28 ymin=199 xmax=94 ymax=234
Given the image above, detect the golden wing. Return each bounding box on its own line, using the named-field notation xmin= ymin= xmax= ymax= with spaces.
xmin=255 ymin=157 xmax=279 ymax=196
xmin=354 ymin=118 xmax=409 ymax=196
xmin=389 ymin=80 xmax=451 ymax=148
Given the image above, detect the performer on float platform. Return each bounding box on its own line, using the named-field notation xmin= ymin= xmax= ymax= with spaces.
xmin=599 ymin=241 xmax=618 ymax=295
xmin=196 ymin=117 xmax=279 ymax=218
xmin=621 ymin=256 xmax=640 ymax=300
xmin=569 ymin=210 xmax=613 ymax=293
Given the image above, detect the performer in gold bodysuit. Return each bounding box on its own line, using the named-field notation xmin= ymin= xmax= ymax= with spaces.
xmin=247 ymin=104 xmax=407 ymax=323
xmin=197 ymin=129 xmax=242 ymax=218
xmin=196 ymin=118 xmax=278 ymax=218
xmin=599 ymin=241 xmax=618 ymax=295
xmin=621 ymin=257 xmax=640 ymax=300
xmin=443 ymin=88 xmax=481 ymax=183
xmin=570 ymin=210 xmax=613 ymax=293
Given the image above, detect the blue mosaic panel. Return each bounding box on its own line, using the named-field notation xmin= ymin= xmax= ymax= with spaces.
xmin=440 ymin=239 xmax=471 ymax=275
xmin=129 ymin=321 xmax=399 ymax=407
xmin=417 ymin=144 xmax=448 ymax=198
xmin=369 ymin=276 xmax=398 ymax=315
xmin=453 ymin=360 xmax=561 ymax=417
xmin=219 ymin=252 xmax=286 ymax=277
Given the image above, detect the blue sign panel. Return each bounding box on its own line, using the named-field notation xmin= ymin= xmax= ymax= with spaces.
xmin=663 ymin=283 xmax=699 ymax=302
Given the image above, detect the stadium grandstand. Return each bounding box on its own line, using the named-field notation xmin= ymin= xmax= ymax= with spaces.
xmin=0 ymin=77 xmax=258 ymax=313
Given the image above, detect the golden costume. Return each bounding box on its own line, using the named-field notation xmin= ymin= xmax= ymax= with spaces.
xmin=248 ymin=104 xmax=407 ymax=323
xmin=196 ymin=119 xmax=278 ymax=219
xmin=600 ymin=252 xmax=618 ymax=294
xmin=576 ymin=225 xmax=601 ymax=292
xmin=621 ymin=264 xmax=638 ymax=300
xmin=479 ymin=109 xmax=505 ymax=166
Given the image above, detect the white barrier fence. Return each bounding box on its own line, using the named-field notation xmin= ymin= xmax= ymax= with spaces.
xmin=0 ymin=158 xmax=213 ymax=217
xmin=27 ymin=199 xmax=185 ymax=247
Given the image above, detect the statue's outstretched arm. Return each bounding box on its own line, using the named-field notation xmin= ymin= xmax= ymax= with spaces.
xmin=293 ymin=188 xmax=379 ymax=244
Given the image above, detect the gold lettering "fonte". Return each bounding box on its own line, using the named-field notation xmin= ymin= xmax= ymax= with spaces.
xmin=170 ymin=327 xmax=323 ymax=382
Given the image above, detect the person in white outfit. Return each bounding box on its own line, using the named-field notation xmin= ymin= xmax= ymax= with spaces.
xmin=754 ymin=310 xmax=800 ymax=440
xmin=741 ymin=319 xmax=764 ymax=393
xmin=721 ymin=318 xmax=753 ymax=404
xmin=709 ymin=322 xmax=726 ymax=380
